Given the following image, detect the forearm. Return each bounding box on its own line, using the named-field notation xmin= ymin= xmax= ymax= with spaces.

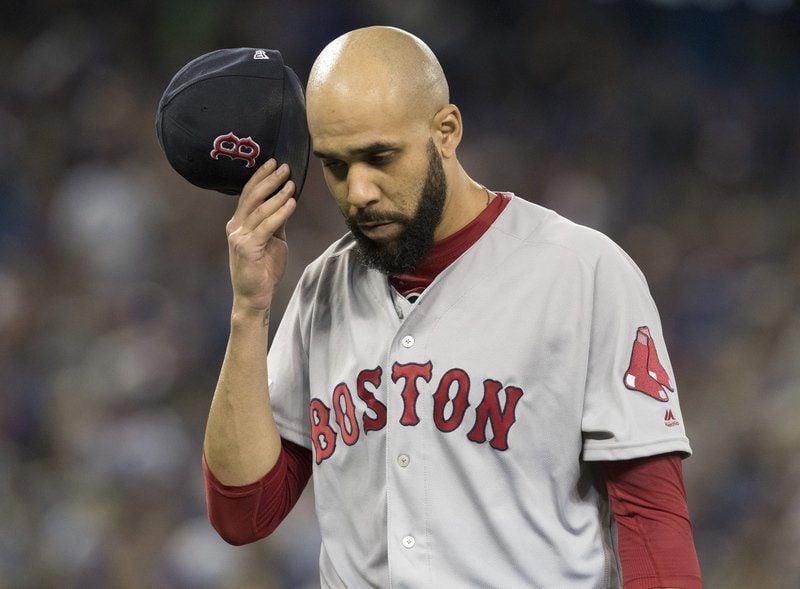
xmin=203 ymin=307 xmax=283 ymax=486
xmin=600 ymin=453 xmax=702 ymax=589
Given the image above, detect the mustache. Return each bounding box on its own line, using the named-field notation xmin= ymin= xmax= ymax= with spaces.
xmin=348 ymin=210 xmax=409 ymax=225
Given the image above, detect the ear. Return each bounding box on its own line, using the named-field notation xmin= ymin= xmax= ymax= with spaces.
xmin=431 ymin=104 xmax=462 ymax=158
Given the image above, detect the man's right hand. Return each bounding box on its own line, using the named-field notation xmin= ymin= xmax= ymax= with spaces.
xmin=225 ymin=159 xmax=297 ymax=316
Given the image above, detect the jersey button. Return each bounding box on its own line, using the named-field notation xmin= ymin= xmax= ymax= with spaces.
xmin=401 ymin=335 xmax=415 ymax=348
xmin=402 ymin=535 xmax=415 ymax=549
xmin=397 ymin=454 xmax=410 ymax=468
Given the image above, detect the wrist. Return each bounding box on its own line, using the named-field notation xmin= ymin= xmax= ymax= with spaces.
xmin=231 ymin=303 xmax=271 ymax=327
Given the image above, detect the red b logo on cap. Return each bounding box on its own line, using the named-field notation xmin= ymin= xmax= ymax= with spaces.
xmin=210 ymin=132 xmax=261 ymax=167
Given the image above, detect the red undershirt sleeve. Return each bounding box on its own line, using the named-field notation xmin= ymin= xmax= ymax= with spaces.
xmin=599 ymin=452 xmax=702 ymax=589
xmin=202 ymin=438 xmax=313 ymax=545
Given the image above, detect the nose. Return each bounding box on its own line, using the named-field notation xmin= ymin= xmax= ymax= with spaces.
xmin=345 ymin=164 xmax=381 ymax=211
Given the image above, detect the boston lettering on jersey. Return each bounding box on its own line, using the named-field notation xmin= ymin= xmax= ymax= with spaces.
xmin=308 ymin=360 xmax=524 ymax=464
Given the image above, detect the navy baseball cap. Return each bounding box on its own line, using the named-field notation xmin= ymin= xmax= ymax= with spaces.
xmin=156 ymin=48 xmax=310 ymax=197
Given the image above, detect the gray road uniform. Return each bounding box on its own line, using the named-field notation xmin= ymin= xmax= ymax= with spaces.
xmin=268 ymin=193 xmax=692 ymax=588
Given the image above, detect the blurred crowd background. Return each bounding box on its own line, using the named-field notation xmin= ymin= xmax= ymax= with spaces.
xmin=1 ymin=0 xmax=799 ymax=587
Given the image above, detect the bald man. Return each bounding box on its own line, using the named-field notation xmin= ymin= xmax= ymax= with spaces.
xmin=202 ymin=27 xmax=702 ymax=588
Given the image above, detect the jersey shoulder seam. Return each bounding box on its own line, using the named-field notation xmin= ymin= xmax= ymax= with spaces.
xmin=493 ymin=198 xmax=624 ymax=269
xmin=488 ymin=225 xmax=606 ymax=272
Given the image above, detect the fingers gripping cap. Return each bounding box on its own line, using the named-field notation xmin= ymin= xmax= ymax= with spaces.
xmin=156 ymin=48 xmax=310 ymax=197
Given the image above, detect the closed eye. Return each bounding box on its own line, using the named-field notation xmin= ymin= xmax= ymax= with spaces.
xmin=322 ymin=159 xmax=347 ymax=172
xmin=366 ymin=152 xmax=394 ymax=167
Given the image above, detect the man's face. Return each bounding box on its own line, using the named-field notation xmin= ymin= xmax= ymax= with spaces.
xmin=343 ymin=140 xmax=446 ymax=275
xmin=311 ymin=97 xmax=449 ymax=275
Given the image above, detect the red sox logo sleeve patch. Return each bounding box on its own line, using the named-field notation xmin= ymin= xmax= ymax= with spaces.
xmin=623 ymin=326 xmax=674 ymax=402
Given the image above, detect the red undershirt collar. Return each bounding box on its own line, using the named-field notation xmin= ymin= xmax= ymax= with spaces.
xmin=389 ymin=192 xmax=510 ymax=298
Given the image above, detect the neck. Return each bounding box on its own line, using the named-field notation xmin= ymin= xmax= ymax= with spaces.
xmin=433 ymin=164 xmax=489 ymax=242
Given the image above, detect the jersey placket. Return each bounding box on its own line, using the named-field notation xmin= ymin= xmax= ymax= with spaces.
xmin=384 ymin=292 xmax=431 ymax=588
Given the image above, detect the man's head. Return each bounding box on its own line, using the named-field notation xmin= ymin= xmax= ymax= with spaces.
xmin=306 ymin=26 xmax=463 ymax=275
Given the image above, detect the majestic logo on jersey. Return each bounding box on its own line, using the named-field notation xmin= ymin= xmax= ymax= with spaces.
xmin=210 ymin=132 xmax=261 ymax=167
xmin=623 ymin=326 xmax=674 ymax=402
xmin=664 ymin=409 xmax=680 ymax=427
xmin=309 ymin=361 xmax=524 ymax=465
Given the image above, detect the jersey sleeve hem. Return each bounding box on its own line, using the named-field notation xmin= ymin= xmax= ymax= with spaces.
xmin=582 ymin=437 xmax=692 ymax=462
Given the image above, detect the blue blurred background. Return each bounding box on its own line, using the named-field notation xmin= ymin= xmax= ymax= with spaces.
xmin=1 ymin=0 xmax=799 ymax=587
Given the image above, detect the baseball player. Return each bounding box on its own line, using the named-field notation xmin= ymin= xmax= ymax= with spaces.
xmin=202 ymin=26 xmax=702 ymax=588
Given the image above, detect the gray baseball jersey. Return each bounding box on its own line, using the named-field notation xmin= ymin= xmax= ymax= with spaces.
xmin=268 ymin=193 xmax=691 ymax=588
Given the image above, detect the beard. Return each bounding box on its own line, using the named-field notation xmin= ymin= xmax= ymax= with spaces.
xmin=345 ymin=140 xmax=447 ymax=276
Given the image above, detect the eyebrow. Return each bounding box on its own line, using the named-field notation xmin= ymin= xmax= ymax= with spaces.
xmin=312 ymin=142 xmax=401 ymax=160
